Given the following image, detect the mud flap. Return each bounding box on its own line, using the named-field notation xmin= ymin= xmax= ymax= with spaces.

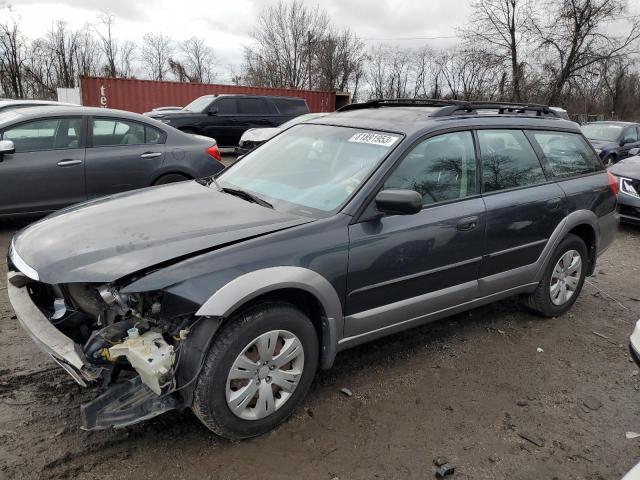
xmin=80 ymin=376 xmax=180 ymax=430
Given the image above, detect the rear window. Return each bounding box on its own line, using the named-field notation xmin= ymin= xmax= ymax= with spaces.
xmin=528 ymin=131 xmax=601 ymax=178
xmin=273 ymin=98 xmax=309 ymax=115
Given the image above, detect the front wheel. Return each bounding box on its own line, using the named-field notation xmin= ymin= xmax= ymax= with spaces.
xmin=192 ymin=302 xmax=319 ymax=440
xmin=522 ymin=234 xmax=588 ymax=317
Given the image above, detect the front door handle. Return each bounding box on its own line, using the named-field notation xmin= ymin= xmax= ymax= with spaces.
xmin=456 ymin=216 xmax=479 ymax=231
xmin=57 ymin=159 xmax=82 ymax=167
xmin=140 ymin=152 xmax=162 ymax=159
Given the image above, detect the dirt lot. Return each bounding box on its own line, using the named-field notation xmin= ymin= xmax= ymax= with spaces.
xmin=1 ymin=217 xmax=639 ymax=480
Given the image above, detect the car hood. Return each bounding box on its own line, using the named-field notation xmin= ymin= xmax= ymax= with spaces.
xmin=12 ymin=181 xmax=313 ymax=284
xmin=609 ymin=156 xmax=640 ymax=179
xmin=588 ymin=139 xmax=617 ymax=150
xmin=239 ymin=127 xmax=280 ymax=144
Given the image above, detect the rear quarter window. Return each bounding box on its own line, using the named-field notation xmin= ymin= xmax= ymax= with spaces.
xmin=273 ymin=98 xmax=309 ymax=115
xmin=528 ymin=131 xmax=602 ymax=178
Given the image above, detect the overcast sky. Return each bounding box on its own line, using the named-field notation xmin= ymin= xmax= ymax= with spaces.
xmin=9 ymin=0 xmax=469 ymax=81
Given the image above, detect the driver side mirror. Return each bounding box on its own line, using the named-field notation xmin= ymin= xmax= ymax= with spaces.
xmin=208 ymin=107 xmax=218 ymax=116
xmin=629 ymin=147 xmax=640 ymax=156
xmin=0 ymin=139 xmax=15 ymax=161
xmin=621 ymin=137 xmax=635 ymax=146
xmin=375 ymin=189 xmax=422 ymax=215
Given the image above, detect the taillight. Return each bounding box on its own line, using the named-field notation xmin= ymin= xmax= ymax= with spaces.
xmin=206 ymin=144 xmax=221 ymax=162
xmin=607 ymin=170 xmax=620 ymax=195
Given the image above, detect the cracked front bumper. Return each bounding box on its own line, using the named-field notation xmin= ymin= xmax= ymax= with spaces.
xmin=6 ymin=271 xmax=102 ymax=386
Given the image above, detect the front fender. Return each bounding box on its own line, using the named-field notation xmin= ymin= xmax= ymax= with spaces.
xmin=195 ymin=266 xmax=343 ymax=369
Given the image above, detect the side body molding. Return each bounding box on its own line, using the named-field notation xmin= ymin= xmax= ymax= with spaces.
xmin=195 ymin=266 xmax=344 ymax=369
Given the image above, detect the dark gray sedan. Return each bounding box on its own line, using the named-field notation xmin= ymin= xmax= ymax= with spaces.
xmin=0 ymin=106 xmax=224 ymax=218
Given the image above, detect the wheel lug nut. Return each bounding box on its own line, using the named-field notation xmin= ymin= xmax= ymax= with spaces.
xmin=269 ymin=365 xmax=275 ymax=370
xmin=266 ymin=376 xmax=271 ymax=383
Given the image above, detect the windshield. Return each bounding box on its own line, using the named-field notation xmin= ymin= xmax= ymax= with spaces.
xmin=183 ymin=96 xmax=214 ymax=112
xmin=580 ymin=124 xmax=623 ymax=142
xmin=217 ymin=124 xmax=402 ymax=216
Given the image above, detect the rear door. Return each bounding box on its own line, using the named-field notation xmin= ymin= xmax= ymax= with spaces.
xmin=236 ymin=97 xmax=273 ymax=140
xmin=476 ymin=129 xmax=566 ymax=296
xmin=345 ymin=131 xmax=485 ymax=337
xmin=84 ymin=117 xmax=166 ymax=199
xmin=0 ymin=116 xmax=86 ymax=216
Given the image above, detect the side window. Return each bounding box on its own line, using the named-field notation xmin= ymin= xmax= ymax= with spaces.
xmin=623 ymin=126 xmax=638 ymax=143
xmin=384 ymin=131 xmax=477 ymax=205
xmin=92 ymin=119 xmax=146 ymax=146
xmin=478 ymin=130 xmax=546 ymax=193
xmin=145 ymin=126 xmax=163 ymax=144
xmin=215 ymin=98 xmax=237 ymax=115
xmin=528 ymin=131 xmax=601 ymax=178
xmin=237 ymin=98 xmax=269 ymax=115
xmin=274 ymin=98 xmax=308 ymax=115
xmin=3 ymin=118 xmax=82 ymax=152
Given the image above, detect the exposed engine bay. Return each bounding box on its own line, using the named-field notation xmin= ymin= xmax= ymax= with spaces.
xmin=22 ymin=277 xmax=206 ymax=429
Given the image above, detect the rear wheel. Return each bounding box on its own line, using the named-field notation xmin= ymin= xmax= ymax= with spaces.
xmin=192 ymin=302 xmax=319 ymax=440
xmin=522 ymin=234 xmax=588 ymax=317
xmin=153 ymin=173 xmax=190 ymax=185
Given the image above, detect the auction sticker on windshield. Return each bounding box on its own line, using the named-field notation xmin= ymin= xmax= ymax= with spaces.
xmin=348 ymin=132 xmax=399 ymax=147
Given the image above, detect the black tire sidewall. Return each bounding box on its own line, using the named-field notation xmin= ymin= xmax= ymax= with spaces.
xmin=540 ymin=234 xmax=588 ymax=316
xmin=195 ymin=304 xmax=319 ymax=439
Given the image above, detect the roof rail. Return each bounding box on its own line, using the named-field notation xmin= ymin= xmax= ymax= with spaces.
xmin=338 ymin=98 xmax=561 ymax=118
xmin=337 ymin=98 xmax=467 ymax=112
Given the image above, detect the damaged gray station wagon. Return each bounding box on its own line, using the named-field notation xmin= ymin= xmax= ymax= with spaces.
xmin=7 ymin=99 xmax=619 ymax=439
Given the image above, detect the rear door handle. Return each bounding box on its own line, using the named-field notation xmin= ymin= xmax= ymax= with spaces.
xmin=547 ymin=197 xmax=562 ymax=210
xmin=456 ymin=216 xmax=479 ymax=231
xmin=57 ymin=159 xmax=82 ymax=167
xmin=140 ymin=152 xmax=162 ymax=159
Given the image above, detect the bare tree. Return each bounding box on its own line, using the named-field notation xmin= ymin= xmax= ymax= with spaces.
xmin=0 ymin=8 xmax=26 ymax=98
xmin=314 ymin=27 xmax=366 ymax=92
xmin=437 ymin=48 xmax=501 ymax=100
xmin=366 ymin=45 xmax=412 ymax=98
xmin=141 ymin=33 xmax=172 ymax=81
xmin=462 ymin=0 xmax=531 ymax=101
xmin=243 ymin=0 xmax=329 ymax=88
xmin=94 ymin=13 xmax=135 ymax=78
xmin=179 ymin=36 xmax=215 ymax=83
xmin=46 ymin=21 xmax=79 ymax=88
xmin=75 ymin=26 xmax=101 ymax=77
xmin=531 ymin=0 xmax=640 ymax=104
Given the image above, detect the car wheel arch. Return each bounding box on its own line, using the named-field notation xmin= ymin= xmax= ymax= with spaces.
xmin=151 ymin=171 xmax=194 ymax=185
xmin=534 ymin=210 xmax=599 ymax=282
xmin=195 ymin=266 xmax=343 ymax=370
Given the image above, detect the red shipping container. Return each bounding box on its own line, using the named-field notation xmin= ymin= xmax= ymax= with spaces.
xmin=80 ymin=76 xmax=338 ymax=114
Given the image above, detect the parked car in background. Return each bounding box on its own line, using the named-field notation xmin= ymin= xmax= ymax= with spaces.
xmin=6 ymin=99 xmax=618 ymax=440
xmin=0 ymin=99 xmax=78 ymax=113
xmin=580 ymin=121 xmax=640 ymax=165
xmin=143 ymin=106 xmax=184 ymax=116
xmin=236 ymin=112 xmax=329 ymax=156
xmin=0 ymin=106 xmax=224 ymax=218
xmin=609 ymin=147 xmax=640 ymax=225
xmin=147 ymin=94 xmax=310 ymax=147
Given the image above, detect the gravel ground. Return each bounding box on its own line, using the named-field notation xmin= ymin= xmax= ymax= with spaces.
xmin=1 ymin=209 xmax=639 ymax=479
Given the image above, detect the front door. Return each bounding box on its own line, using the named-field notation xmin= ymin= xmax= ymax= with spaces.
xmin=85 ymin=117 xmax=165 ymax=199
xmin=0 ymin=116 xmax=85 ymax=216
xmin=619 ymin=125 xmax=640 ymax=159
xmin=345 ymin=131 xmax=486 ymax=338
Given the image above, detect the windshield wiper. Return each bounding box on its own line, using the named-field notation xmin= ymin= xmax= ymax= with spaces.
xmin=220 ymin=186 xmax=273 ymax=209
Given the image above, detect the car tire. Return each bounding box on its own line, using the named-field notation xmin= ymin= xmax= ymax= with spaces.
xmin=603 ymin=154 xmax=617 ymax=166
xmin=192 ymin=301 xmax=319 ymax=440
xmin=153 ymin=173 xmax=190 ymax=185
xmin=522 ymin=233 xmax=588 ymax=317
